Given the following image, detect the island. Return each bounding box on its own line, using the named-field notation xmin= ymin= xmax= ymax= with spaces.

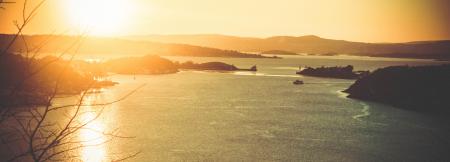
xmin=344 ymin=64 xmax=450 ymax=112
xmin=104 ymin=55 xmax=179 ymax=75
xmin=296 ymin=65 xmax=369 ymax=79
xmin=261 ymin=50 xmax=298 ymax=55
xmin=179 ymin=61 xmax=257 ymax=71
xmin=101 ymin=55 xmax=257 ymax=75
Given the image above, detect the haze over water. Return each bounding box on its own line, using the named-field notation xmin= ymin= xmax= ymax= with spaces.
xmin=54 ymin=55 xmax=450 ymax=161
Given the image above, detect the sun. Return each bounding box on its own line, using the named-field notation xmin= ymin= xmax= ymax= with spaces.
xmin=66 ymin=0 xmax=133 ymax=35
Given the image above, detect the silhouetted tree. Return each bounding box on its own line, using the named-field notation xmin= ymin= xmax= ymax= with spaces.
xmin=0 ymin=1 xmax=140 ymax=161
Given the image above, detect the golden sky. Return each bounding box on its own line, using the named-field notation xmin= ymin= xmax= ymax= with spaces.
xmin=0 ymin=0 xmax=449 ymax=42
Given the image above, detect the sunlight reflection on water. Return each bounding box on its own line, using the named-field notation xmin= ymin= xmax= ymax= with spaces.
xmin=79 ymin=95 xmax=107 ymax=162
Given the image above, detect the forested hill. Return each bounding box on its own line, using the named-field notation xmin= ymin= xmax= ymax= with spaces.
xmin=126 ymin=34 xmax=450 ymax=60
xmin=0 ymin=34 xmax=268 ymax=58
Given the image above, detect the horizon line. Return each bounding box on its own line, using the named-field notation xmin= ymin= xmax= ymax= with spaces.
xmin=1 ymin=32 xmax=449 ymax=44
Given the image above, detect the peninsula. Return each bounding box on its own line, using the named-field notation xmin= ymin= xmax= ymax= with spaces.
xmin=344 ymin=64 xmax=450 ymax=112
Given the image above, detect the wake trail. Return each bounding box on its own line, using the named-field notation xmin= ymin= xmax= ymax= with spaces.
xmin=233 ymin=72 xmax=301 ymax=78
xmin=353 ymin=102 xmax=371 ymax=121
xmin=352 ymin=101 xmax=387 ymax=126
xmin=336 ymin=90 xmax=371 ymax=121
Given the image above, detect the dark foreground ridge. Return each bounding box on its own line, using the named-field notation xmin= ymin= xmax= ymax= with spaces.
xmin=344 ymin=64 xmax=450 ymax=112
xmin=0 ymin=54 xmax=116 ymax=107
xmin=296 ymin=65 xmax=369 ymax=79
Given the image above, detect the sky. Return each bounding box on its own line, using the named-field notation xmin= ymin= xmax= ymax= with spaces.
xmin=0 ymin=0 xmax=449 ymax=42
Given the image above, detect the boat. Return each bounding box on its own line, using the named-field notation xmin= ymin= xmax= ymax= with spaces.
xmin=293 ymin=80 xmax=304 ymax=85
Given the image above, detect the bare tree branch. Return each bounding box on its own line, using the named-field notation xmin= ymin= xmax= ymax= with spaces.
xmin=0 ymin=0 xmax=46 ymax=57
xmin=1 ymin=1 xmax=141 ymax=161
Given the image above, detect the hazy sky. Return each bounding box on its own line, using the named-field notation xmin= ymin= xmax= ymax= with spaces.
xmin=0 ymin=0 xmax=449 ymax=42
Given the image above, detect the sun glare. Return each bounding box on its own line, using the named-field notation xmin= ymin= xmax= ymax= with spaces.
xmin=66 ymin=0 xmax=134 ymax=35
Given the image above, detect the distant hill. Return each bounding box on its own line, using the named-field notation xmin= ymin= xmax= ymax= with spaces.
xmin=0 ymin=34 xmax=268 ymax=58
xmin=125 ymin=34 xmax=450 ymax=60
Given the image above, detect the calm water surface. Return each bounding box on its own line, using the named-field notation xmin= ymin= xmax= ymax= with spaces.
xmin=55 ymin=55 xmax=450 ymax=161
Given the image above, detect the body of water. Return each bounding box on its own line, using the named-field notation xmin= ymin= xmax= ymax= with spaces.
xmin=55 ymin=55 xmax=450 ymax=161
